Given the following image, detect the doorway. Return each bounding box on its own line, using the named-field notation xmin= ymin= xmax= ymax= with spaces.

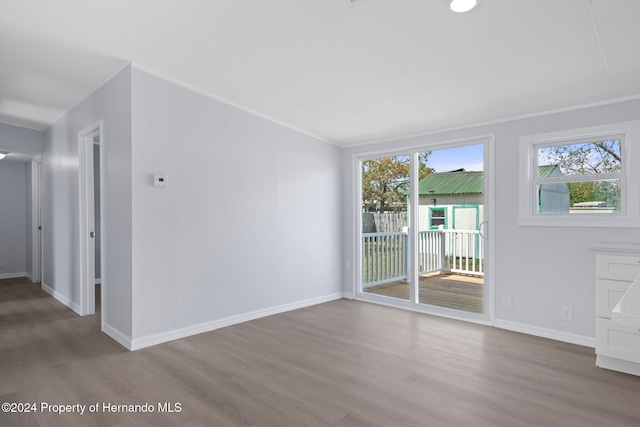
xmin=357 ymin=137 xmax=494 ymax=323
xmin=78 ymin=120 xmax=103 ymax=317
xmin=31 ymin=156 xmax=43 ymax=283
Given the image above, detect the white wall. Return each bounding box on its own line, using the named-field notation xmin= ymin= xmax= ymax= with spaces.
xmin=343 ymin=98 xmax=640 ymax=344
xmin=0 ymin=162 xmax=27 ymax=278
xmin=43 ymin=66 xmax=132 ymax=340
xmin=130 ymin=68 xmax=343 ymax=347
xmin=0 ymin=122 xmax=44 ymax=154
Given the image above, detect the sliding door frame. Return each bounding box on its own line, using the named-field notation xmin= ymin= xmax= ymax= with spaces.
xmin=353 ymin=134 xmax=495 ymax=325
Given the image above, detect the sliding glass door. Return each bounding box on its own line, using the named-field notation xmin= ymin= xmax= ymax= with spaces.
xmin=415 ymin=145 xmax=485 ymax=314
xmin=361 ymin=154 xmax=411 ymax=301
xmin=358 ymin=141 xmax=489 ymax=319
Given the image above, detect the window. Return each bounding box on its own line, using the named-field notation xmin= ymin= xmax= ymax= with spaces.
xmin=519 ymin=121 xmax=640 ymax=227
xmin=429 ymin=207 xmax=446 ymax=229
xmin=536 ymin=138 xmax=622 ymax=213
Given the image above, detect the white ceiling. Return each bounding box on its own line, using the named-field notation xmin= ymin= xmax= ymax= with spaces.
xmin=1 ymin=0 xmax=640 ymax=146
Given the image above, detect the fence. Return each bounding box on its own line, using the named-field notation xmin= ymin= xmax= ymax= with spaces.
xmin=362 ymin=212 xmax=407 ymax=233
xmin=362 ymin=229 xmax=483 ymax=287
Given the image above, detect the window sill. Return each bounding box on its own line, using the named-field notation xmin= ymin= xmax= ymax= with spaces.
xmin=518 ymin=216 xmax=640 ymax=228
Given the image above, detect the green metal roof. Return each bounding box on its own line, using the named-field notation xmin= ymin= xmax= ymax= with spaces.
xmin=538 ymin=164 xmax=561 ymax=177
xmin=416 ymin=165 xmax=560 ymax=195
xmin=417 ymin=171 xmax=483 ymax=195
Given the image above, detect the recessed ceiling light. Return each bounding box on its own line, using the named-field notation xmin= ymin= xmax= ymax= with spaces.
xmin=0 ymin=152 xmax=8 ymax=160
xmin=450 ymin=0 xmax=480 ymax=13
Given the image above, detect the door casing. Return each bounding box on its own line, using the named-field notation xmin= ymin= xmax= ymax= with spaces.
xmin=78 ymin=120 xmax=103 ymax=317
xmin=31 ymin=155 xmax=43 ymax=283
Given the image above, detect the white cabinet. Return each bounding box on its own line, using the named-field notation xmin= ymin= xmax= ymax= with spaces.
xmin=592 ymin=244 xmax=640 ymax=376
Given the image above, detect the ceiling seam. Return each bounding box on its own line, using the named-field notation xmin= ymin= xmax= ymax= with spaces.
xmin=585 ymin=0 xmax=617 ymax=97
xmin=307 ymin=3 xmax=464 ymax=122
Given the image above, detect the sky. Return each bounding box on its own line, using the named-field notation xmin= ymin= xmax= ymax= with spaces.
xmin=425 ymin=143 xmax=484 ymax=172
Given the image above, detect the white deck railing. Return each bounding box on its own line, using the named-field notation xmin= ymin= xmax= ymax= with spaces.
xmin=443 ymin=229 xmax=484 ymax=276
xmin=362 ymin=229 xmax=483 ymax=287
xmin=362 ymin=232 xmax=408 ymax=286
xmin=418 ymin=230 xmax=444 ymax=274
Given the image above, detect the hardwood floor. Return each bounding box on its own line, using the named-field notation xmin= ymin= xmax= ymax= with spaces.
xmin=1 ymin=277 xmax=639 ymax=426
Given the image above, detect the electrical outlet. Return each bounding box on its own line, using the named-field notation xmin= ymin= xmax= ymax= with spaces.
xmin=501 ymin=295 xmax=512 ymax=310
xmin=561 ymin=305 xmax=573 ymax=322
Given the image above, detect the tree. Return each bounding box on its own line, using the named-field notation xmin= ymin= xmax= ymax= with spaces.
xmin=538 ymin=139 xmax=621 ymax=207
xmin=361 ymin=153 xmax=432 ymax=212
xmin=539 ymin=139 xmax=620 ymax=175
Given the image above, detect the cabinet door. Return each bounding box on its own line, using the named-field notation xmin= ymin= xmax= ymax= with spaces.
xmin=596 ymin=318 xmax=640 ymax=363
xmin=596 ymin=279 xmax=632 ymax=319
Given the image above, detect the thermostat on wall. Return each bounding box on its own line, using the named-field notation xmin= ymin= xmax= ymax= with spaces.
xmin=153 ymin=174 xmax=168 ymax=187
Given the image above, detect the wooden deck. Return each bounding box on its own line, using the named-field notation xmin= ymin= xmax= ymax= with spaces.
xmin=363 ymin=273 xmax=484 ymax=314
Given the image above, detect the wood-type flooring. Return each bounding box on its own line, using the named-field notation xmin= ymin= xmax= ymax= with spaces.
xmin=1 ymin=277 xmax=639 ymax=426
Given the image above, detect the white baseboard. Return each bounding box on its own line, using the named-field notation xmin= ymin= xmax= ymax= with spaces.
xmin=130 ymin=292 xmax=345 ymax=351
xmin=494 ymin=319 xmax=595 ymax=348
xmin=41 ymin=282 xmax=81 ymax=315
xmin=102 ymin=322 xmax=132 ymax=350
xmin=25 ymin=272 xmax=34 ymax=282
xmin=0 ymin=272 xmax=26 ymax=279
xmin=342 ymin=292 xmax=354 ymax=299
xmin=95 ymin=278 xmax=101 ymax=285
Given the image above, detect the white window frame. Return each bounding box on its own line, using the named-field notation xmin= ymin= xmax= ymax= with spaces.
xmin=518 ymin=120 xmax=640 ymax=228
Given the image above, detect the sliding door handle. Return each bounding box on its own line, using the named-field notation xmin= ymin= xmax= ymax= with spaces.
xmin=479 ymin=221 xmax=488 ymax=239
